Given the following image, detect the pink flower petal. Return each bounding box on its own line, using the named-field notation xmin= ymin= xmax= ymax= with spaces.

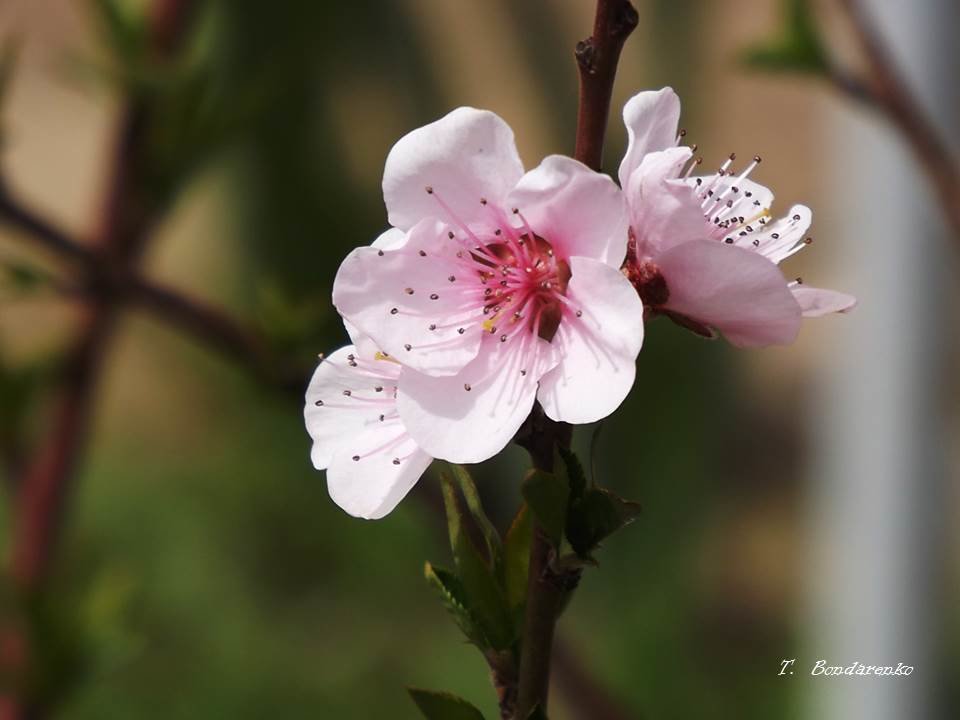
xmin=626 ymin=147 xmax=703 ymax=257
xmin=657 ymin=239 xmax=802 ymax=347
xmin=304 ymin=345 xmax=399 ymax=470
xmin=505 ymin=155 xmax=628 ymax=267
xmin=618 ymin=87 xmax=681 ymax=188
xmin=327 ymin=427 xmax=433 ymax=519
xmin=383 ymin=107 xmax=524 ymax=231
xmin=538 ymin=257 xmax=644 ymax=424
xmin=791 ymin=286 xmax=858 ymax=317
xmin=333 ymin=219 xmax=484 ymax=376
xmin=397 ymin=334 xmax=559 ymax=464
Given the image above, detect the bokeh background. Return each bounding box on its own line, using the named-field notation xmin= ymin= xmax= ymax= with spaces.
xmin=0 ymin=1 xmax=957 ymax=718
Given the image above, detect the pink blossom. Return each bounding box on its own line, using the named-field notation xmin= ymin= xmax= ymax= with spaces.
xmin=333 ymin=108 xmax=643 ymax=463
xmin=304 ymin=323 xmax=432 ymax=519
xmin=619 ymin=88 xmax=856 ymax=347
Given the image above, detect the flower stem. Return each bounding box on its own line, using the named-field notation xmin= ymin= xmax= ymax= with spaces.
xmin=514 ymin=413 xmax=571 ymax=719
xmin=514 ymin=2 xmax=637 ymax=717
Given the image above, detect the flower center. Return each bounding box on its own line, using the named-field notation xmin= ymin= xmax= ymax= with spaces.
xmin=477 ymin=234 xmax=570 ymax=342
xmin=624 ymin=234 xmax=669 ymax=308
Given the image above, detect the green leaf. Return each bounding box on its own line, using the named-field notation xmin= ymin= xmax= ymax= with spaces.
xmin=521 ymin=469 xmax=569 ymax=547
xmin=566 ymin=488 xmax=642 ymax=557
xmin=440 ymin=475 xmax=513 ymax=650
xmin=740 ymin=0 xmax=828 ymax=75
xmin=408 ymin=688 xmax=486 ymax=720
xmin=423 ymin=563 xmax=486 ymax=648
xmin=556 ymin=446 xmax=587 ymax=500
xmin=447 ymin=463 xmax=501 ymax=570
xmin=501 ymin=504 xmax=532 ymax=612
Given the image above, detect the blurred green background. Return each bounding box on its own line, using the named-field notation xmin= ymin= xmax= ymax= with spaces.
xmin=0 ymin=1 xmax=955 ymax=718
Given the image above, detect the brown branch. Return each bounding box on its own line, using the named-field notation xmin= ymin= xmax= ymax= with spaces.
xmin=8 ymin=306 xmax=114 ymax=589
xmin=513 ymin=3 xmax=637 ymax=717
xmin=574 ymin=0 xmax=639 ymax=172
xmin=0 ymin=186 xmax=301 ymax=396
xmin=0 ymin=182 xmax=96 ymax=266
xmin=126 ymin=280 xmax=303 ymax=396
xmin=830 ymin=0 xmax=960 ymax=236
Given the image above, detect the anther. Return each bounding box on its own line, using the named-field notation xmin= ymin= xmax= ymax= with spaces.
xmin=379 ymin=414 xmax=385 ymax=421
xmin=464 ymin=383 xmax=472 ymax=391
xmin=428 ymin=324 xmax=436 ymax=331
xmin=377 ymin=250 xmax=384 ymax=257
xmin=575 ymin=310 xmax=583 ymax=317
xmin=390 ymin=307 xmax=399 ymax=315
xmin=392 ymin=458 xmax=401 ymax=465
xmin=314 ymin=400 xmax=324 ymax=406
xmin=404 ymin=344 xmax=412 ymax=351
xmin=343 ymin=390 xmax=352 ymax=397
xmin=448 ymin=275 xmax=456 ymax=282
xmin=425 ymin=186 xmax=433 ymax=194
xmin=352 ymin=455 xmax=360 ymax=461
xmin=500 ymin=334 xmax=507 ymax=342
xmin=448 ymin=231 xmax=455 ymax=239
xmin=419 ymin=250 xmax=427 ymax=257
xmin=404 ymin=287 xmax=414 ymax=295
xmin=375 ymin=386 xmax=383 ymax=392
xmin=430 ymin=293 xmax=439 ymax=300
xmin=480 ymin=197 xmax=488 ymax=205
xmin=457 ymin=328 xmax=465 ymax=334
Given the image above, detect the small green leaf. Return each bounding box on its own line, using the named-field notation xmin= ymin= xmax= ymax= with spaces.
xmin=501 ymin=504 xmax=532 ymax=612
xmin=441 ymin=475 xmax=513 ymax=650
xmin=408 ymin=688 xmax=486 ymax=720
xmin=521 ymin=469 xmax=569 ymax=547
xmin=423 ymin=563 xmax=486 ymax=648
xmin=566 ymin=488 xmax=642 ymax=557
xmin=556 ymin=446 xmax=587 ymax=499
xmin=447 ymin=463 xmax=501 ymax=570
xmin=740 ymin=0 xmax=828 ymax=75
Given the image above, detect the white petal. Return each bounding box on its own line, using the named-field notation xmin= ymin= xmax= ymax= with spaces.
xmin=304 ymin=346 xmax=399 ymax=469
xmin=327 ymin=426 xmax=433 ymax=519
xmin=618 ymin=88 xmax=682 ymax=187
xmin=792 ymin=286 xmax=858 ymax=317
xmin=397 ymin=333 xmax=559 ymax=464
xmin=538 ymin=257 xmax=644 ymax=424
xmin=343 ymin=320 xmax=379 ymax=359
xmin=372 ymin=227 xmax=408 ymax=251
xmin=383 ymin=107 xmax=524 ymax=231
xmin=333 ymin=218 xmax=484 ymax=376
xmin=752 ymin=205 xmax=812 ymax=264
xmin=506 ymin=155 xmax=629 ymax=267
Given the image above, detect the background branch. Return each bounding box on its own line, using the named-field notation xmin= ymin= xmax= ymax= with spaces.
xmin=829 ymin=0 xmax=960 ymax=235
xmin=0 ymin=2 xmax=197 ymax=717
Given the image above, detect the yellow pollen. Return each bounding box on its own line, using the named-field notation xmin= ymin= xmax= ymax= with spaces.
xmin=744 ymin=208 xmax=771 ymax=225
